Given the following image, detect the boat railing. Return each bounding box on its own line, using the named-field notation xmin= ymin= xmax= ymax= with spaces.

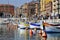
xmin=43 ymin=19 xmax=60 ymax=23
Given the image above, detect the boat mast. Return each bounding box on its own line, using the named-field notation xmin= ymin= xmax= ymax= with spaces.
xmin=7 ymin=0 xmax=10 ymax=18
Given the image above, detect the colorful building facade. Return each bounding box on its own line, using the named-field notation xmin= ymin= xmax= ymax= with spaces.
xmin=0 ymin=4 xmax=14 ymax=16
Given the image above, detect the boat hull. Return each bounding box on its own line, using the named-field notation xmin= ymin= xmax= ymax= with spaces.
xmin=18 ymin=22 xmax=29 ymax=28
xmin=29 ymin=23 xmax=40 ymax=28
xmin=42 ymin=21 xmax=60 ymax=33
xmin=44 ymin=26 xmax=60 ymax=33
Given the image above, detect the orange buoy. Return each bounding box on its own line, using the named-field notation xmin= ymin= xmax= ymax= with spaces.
xmin=29 ymin=29 xmax=33 ymax=37
xmin=42 ymin=31 xmax=47 ymax=38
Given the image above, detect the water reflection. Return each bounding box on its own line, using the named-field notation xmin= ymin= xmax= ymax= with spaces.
xmin=24 ymin=29 xmax=29 ymax=40
xmin=47 ymin=33 xmax=60 ymax=40
xmin=20 ymin=29 xmax=60 ymax=40
xmin=0 ymin=23 xmax=60 ymax=40
xmin=20 ymin=29 xmax=43 ymax=40
xmin=47 ymin=33 xmax=60 ymax=37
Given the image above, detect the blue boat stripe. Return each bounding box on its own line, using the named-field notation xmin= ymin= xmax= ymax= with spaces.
xmin=30 ymin=23 xmax=40 ymax=26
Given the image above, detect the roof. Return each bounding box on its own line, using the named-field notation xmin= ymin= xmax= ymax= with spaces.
xmin=0 ymin=4 xmax=14 ymax=6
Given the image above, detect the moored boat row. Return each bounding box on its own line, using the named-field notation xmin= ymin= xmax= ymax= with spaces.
xmin=17 ymin=19 xmax=60 ymax=33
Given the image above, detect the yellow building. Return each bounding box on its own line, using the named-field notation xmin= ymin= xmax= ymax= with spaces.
xmin=45 ymin=0 xmax=52 ymax=4
xmin=40 ymin=0 xmax=53 ymax=15
xmin=40 ymin=0 xmax=45 ymax=13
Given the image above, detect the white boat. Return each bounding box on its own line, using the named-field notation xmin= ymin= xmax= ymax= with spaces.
xmin=18 ymin=22 xmax=25 ymax=28
xmin=29 ymin=22 xmax=41 ymax=29
xmin=45 ymin=26 xmax=60 ymax=33
xmin=18 ymin=22 xmax=29 ymax=28
xmin=18 ymin=18 xmax=29 ymax=28
xmin=40 ymin=20 xmax=60 ymax=33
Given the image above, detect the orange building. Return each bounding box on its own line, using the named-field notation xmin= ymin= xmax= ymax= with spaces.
xmin=0 ymin=4 xmax=14 ymax=16
xmin=40 ymin=0 xmax=52 ymax=15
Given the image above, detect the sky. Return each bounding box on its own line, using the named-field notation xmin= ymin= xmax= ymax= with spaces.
xmin=0 ymin=0 xmax=32 ymax=7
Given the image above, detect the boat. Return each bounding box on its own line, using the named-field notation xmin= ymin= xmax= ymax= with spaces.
xmin=18 ymin=22 xmax=29 ymax=28
xmin=40 ymin=19 xmax=60 ymax=33
xmin=18 ymin=18 xmax=29 ymax=29
xmin=29 ymin=22 xmax=41 ymax=30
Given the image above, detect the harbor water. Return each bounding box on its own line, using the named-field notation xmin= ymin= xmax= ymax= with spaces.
xmin=0 ymin=24 xmax=60 ymax=40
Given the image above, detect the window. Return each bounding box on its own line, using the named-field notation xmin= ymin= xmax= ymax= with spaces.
xmin=54 ymin=5 xmax=56 ymax=6
xmin=30 ymin=8 xmax=35 ymax=14
xmin=57 ymin=0 xmax=59 ymax=1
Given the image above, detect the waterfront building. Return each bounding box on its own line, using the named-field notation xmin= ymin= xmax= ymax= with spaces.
xmin=40 ymin=0 xmax=52 ymax=15
xmin=21 ymin=3 xmax=28 ymax=18
xmin=40 ymin=0 xmax=59 ymax=19
xmin=47 ymin=0 xmax=60 ymax=18
xmin=0 ymin=4 xmax=14 ymax=17
xmin=40 ymin=0 xmax=46 ymax=15
xmin=28 ymin=1 xmax=39 ymax=20
xmin=14 ymin=7 xmax=21 ymax=18
xmin=19 ymin=1 xmax=39 ymax=20
xmin=58 ymin=0 xmax=60 ymax=14
xmin=45 ymin=1 xmax=52 ymax=15
xmin=52 ymin=0 xmax=58 ymax=17
xmin=53 ymin=0 xmax=60 ymax=18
